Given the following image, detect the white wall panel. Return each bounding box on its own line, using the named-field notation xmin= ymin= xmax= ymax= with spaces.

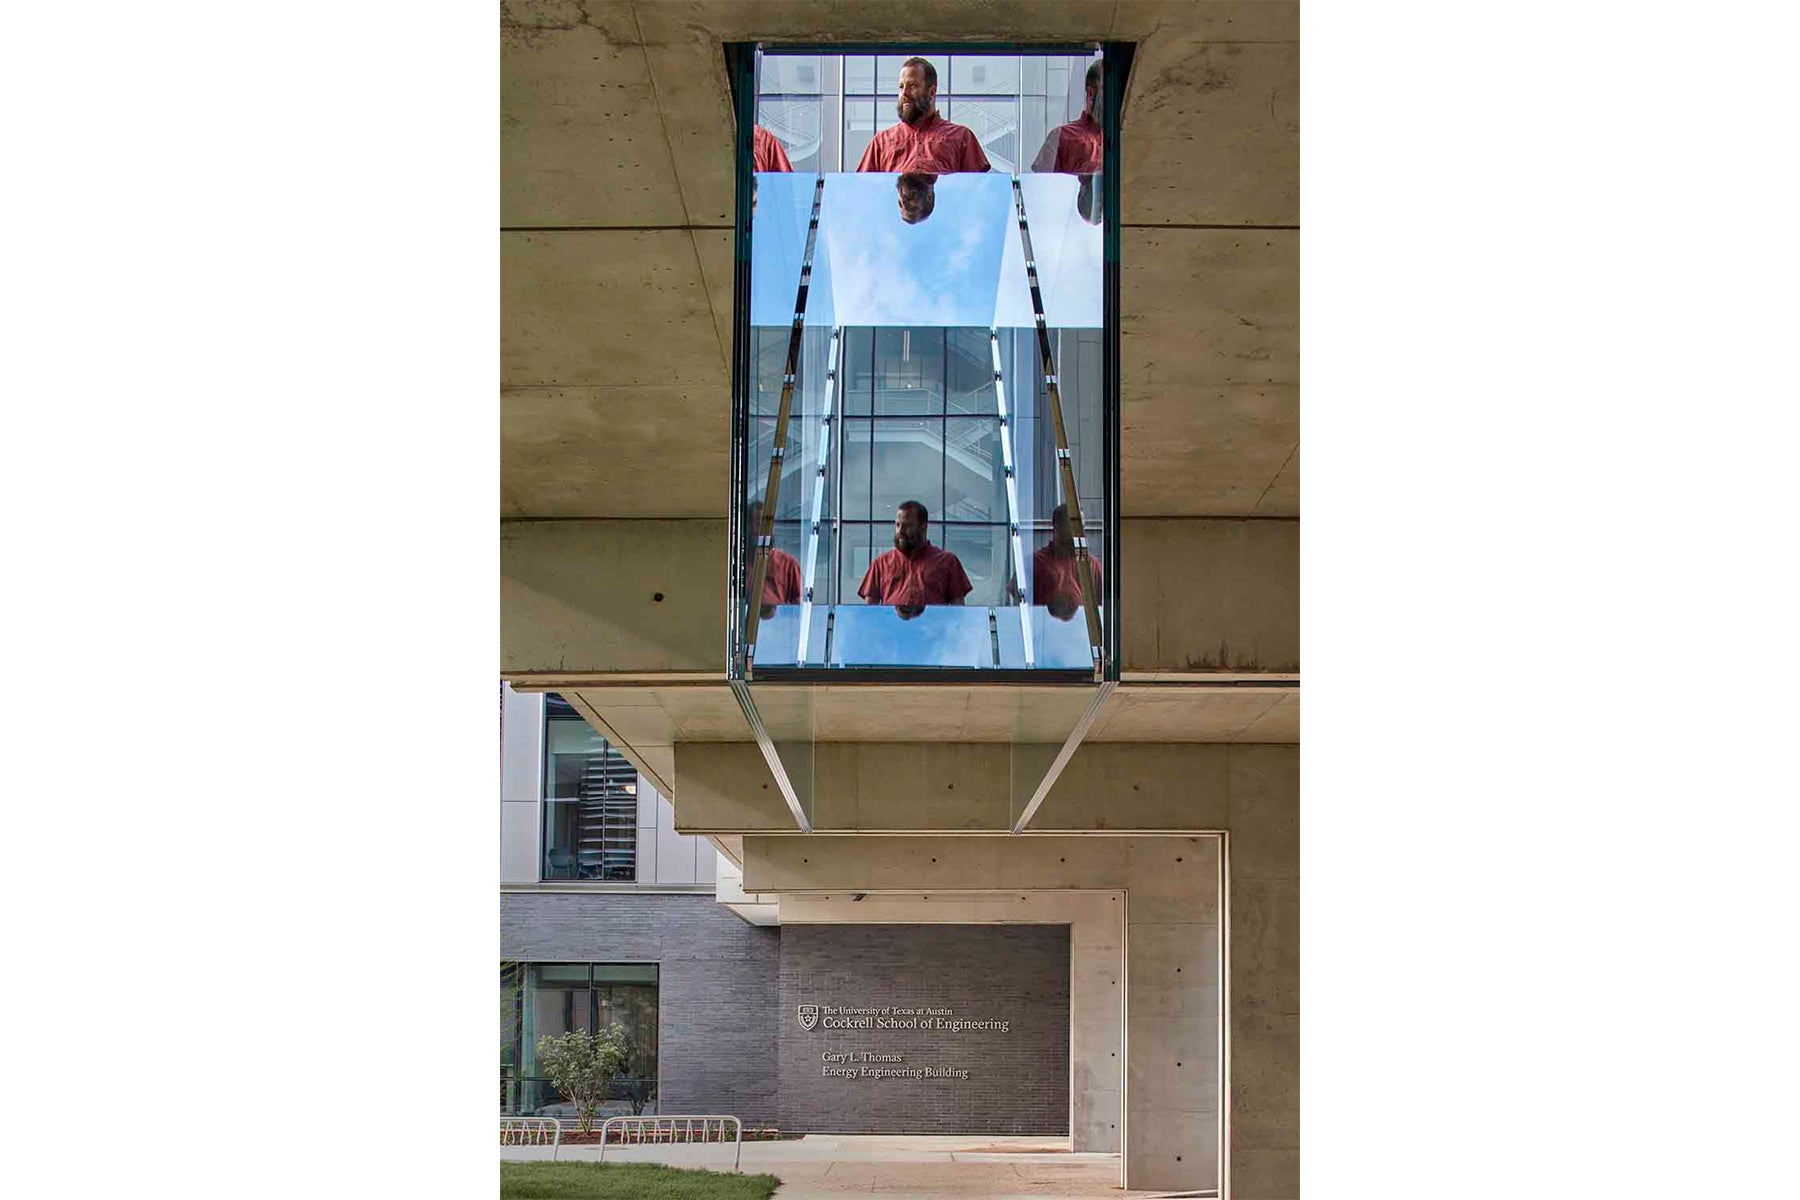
xmin=501 ymin=684 xmax=544 ymax=805
xmin=500 ymin=800 xmax=541 ymax=884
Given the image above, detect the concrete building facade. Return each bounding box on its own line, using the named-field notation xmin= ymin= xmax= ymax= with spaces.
xmin=501 ymin=3 xmax=1298 ymax=1195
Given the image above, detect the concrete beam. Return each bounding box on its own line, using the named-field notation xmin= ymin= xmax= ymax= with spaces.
xmin=673 ymin=742 xmax=1294 ymax=834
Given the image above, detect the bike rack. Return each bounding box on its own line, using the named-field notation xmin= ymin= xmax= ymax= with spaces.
xmin=596 ymin=1114 xmax=744 ymax=1172
xmin=499 ymin=1116 xmax=562 ymax=1160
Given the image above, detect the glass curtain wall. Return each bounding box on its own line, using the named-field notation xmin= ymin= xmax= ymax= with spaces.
xmin=541 ymin=694 xmax=638 ymax=881
xmin=740 ymin=48 xmax=1111 ymax=677
xmin=500 ymin=963 xmax=660 ymax=1118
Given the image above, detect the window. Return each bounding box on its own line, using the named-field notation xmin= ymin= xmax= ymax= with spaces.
xmin=541 ymin=695 xmax=638 ymax=881
xmin=501 ymin=962 xmax=660 ymax=1117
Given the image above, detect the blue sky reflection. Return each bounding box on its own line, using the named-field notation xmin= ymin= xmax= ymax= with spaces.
xmin=752 ymin=172 xmax=1101 ymax=329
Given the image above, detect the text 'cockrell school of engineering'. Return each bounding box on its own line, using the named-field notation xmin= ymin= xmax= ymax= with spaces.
xmin=812 ymin=1005 xmax=1011 ymax=1032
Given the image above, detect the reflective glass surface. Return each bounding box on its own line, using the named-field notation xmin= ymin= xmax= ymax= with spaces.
xmin=741 ymin=53 xmax=1110 ymax=684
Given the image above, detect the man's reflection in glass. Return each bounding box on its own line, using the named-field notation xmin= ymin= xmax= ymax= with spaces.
xmin=746 ymin=500 xmax=802 ymax=618
xmin=858 ymin=500 xmax=972 ymax=620
xmin=855 ymin=57 xmax=992 ymax=174
xmin=896 ymin=172 xmax=937 ymax=225
xmin=1076 ymin=173 xmax=1103 ymax=225
xmin=1030 ymin=60 xmax=1103 ymax=175
xmin=1033 ymin=503 xmax=1102 ymax=622
xmin=753 ymin=125 xmax=794 ymax=172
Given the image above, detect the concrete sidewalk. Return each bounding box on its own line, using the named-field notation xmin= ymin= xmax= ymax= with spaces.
xmin=501 ymin=1134 xmax=1211 ymax=1198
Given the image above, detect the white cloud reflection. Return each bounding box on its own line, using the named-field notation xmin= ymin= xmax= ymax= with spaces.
xmin=751 ymin=172 xmax=1101 ymax=329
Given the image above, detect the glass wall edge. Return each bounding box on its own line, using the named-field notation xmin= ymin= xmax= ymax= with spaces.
xmin=727 ymin=43 xmax=756 ymax=680
xmin=1100 ymin=42 xmax=1133 ymax=682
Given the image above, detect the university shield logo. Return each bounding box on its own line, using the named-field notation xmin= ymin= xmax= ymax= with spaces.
xmin=797 ymin=1004 xmax=819 ymax=1031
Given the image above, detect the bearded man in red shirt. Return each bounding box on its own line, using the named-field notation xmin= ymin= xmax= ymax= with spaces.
xmin=752 ymin=125 xmax=793 ymax=172
xmin=859 ymin=501 xmax=973 ymax=618
xmin=746 ymin=501 xmax=803 ymax=617
xmin=1030 ymin=60 xmax=1104 ymax=175
xmin=1032 ymin=503 xmax=1103 ymax=621
xmin=855 ymin=57 xmax=992 ymax=175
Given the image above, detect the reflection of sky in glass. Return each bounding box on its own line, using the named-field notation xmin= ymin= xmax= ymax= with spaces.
xmin=751 ymin=173 xmax=1100 ymax=329
xmin=748 ymin=604 xmax=1099 ymax=670
xmin=830 ymin=604 xmax=992 ymax=667
xmin=996 ymin=174 xmax=1103 ymax=328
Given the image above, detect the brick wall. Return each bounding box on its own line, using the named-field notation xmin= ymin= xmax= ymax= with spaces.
xmin=778 ymin=924 xmax=1070 ymax=1134
xmin=500 ymin=892 xmax=780 ymax=1125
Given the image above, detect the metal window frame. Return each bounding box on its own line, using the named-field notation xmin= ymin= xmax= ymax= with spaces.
xmin=540 ymin=697 xmax=640 ymax=884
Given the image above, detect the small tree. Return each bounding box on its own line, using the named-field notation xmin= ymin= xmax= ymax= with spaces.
xmin=534 ymin=1025 xmax=628 ymax=1133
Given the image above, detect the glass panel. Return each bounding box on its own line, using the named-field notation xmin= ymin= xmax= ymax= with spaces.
xmin=946 ymin=327 xmax=996 ymax=414
xmin=942 ymin=418 xmax=1005 ymax=523
xmin=868 ymin=418 xmax=944 ymax=521
xmin=941 ymin=525 xmax=1011 ymax=608
xmin=845 ymin=55 xmax=874 ymax=94
xmin=839 ymin=522 xmax=877 ymax=606
xmin=951 ymin=54 xmax=1020 ymax=95
xmin=817 ymin=174 xmax=1014 ymax=328
xmin=757 ymin=98 xmax=824 ymax=172
xmin=829 ymin=605 xmax=995 ymax=668
xmin=841 ymin=421 xmax=873 ymax=518
xmin=543 ymin=708 xmax=637 ymax=881
xmin=762 ymin=54 xmax=822 ymax=94
xmin=843 ymin=97 xmax=877 ymax=173
xmin=749 ymin=171 xmax=819 ymax=327
xmin=872 ymin=328 xmax=944 ymax=415
xmin=947 ymin=97 xmax=1019 ymax=172
xmin=507 ymin=963 xmax=662 ymax=1117
xmin=842 ymin=326 xmax=875 ymax=416
xmin=741 ymin=55 xmax=1112 ymax=683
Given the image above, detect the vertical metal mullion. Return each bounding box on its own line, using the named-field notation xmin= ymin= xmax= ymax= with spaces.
xmin=1012 ymin=175 xmax=1102 ymax=679
xmin=992 ymin=327 xmax=1033 ymax=667
xmin=796 ymin=326 xmax=841 ymax=662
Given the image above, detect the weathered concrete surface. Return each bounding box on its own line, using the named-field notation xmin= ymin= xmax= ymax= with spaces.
xmin=1121 ymin=519 xmax=1298 ymax=671
xmin=739 ymin=835 xmax=1227 ymax=1193
xmin=501 ymin=519 xmax=726 ymax=676
xmin=1122 ymin=230 xmax=1299 ymax=517
xmin=672 ymin=742 xmax=1295 ymax=835
xmin=1118 ymin=13 xmax=1300 ymax=226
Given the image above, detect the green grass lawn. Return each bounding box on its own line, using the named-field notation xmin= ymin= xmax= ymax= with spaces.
xmin=499 ymin=1161 xmax=782 ymax=1199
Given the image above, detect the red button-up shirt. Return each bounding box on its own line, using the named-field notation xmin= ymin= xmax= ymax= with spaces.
xmin=757 ymin=548 xmax=803 ymax=606
xmin=753 ymin=125 xmax=793 ymax=173
xmin=859 ymin=542 xmax=973 ymax=606
xmin=1030 ymin=110 xmax=1103 ymax=174
xmin=855 ymin=110 xmax=991 ymax=174
xmin=1032 ymin=545 xmax=1102 ymax=606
